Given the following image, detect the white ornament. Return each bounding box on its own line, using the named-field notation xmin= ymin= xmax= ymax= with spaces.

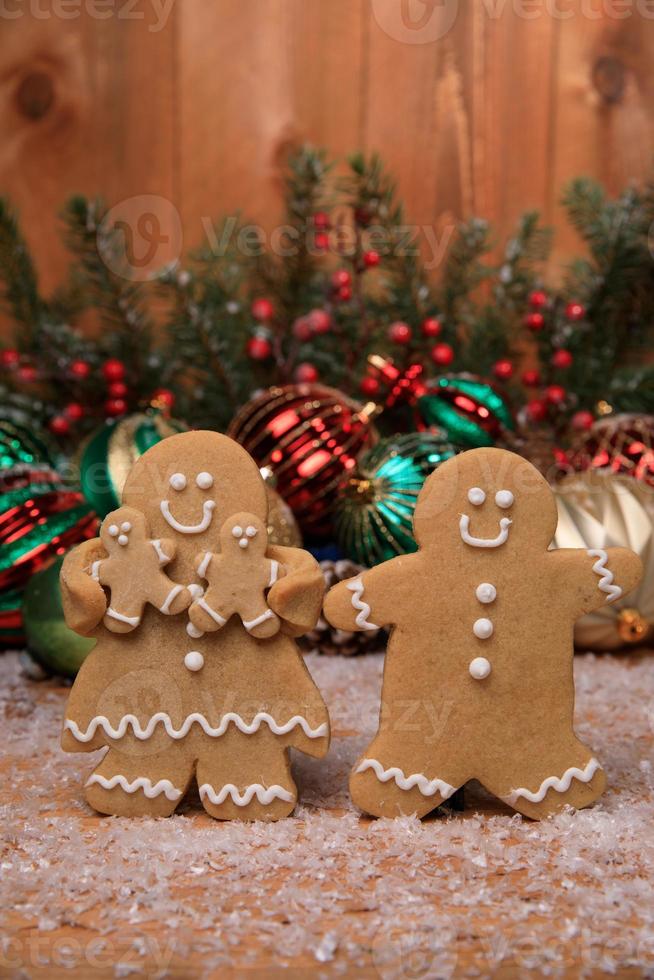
xmin=469 ymin=656 xmax=491 ymax=679
xmin=475 ymin=583 xmax=497 ymax=604
xmin=468 ymin=487 xmax=486 ymax=506
xmin=473 ymin=618 xmax=493 ymax=639
xmin=184 ymin=650 xmax=204 ymax=672
xmin=495 ymin=489 xmax=514 ymax=509
xmin=169 ymin=473 xmax=187 ymax=491
xmin=195 ymin=472 xmax=213 ymax=489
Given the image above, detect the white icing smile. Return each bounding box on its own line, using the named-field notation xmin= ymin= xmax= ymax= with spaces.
xmin=459 ymin=514 xmax=512 ymax=549
xmin=160 ymin=499 xmax=216 ymax=534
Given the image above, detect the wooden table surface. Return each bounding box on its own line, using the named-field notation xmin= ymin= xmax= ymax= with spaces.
xmin=2 ymin=649 xmax=654 ymax=979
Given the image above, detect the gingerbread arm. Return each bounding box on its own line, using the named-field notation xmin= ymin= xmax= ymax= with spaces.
xmin=549 ymin=547 xmax=643 ymax=617
xmin=60 ymin=538 xmax=108 ymax=636
xmin=323 ymin=556 xmax=410 ymax=632
xmin=266 ymin=546 xmax=323 ymax=637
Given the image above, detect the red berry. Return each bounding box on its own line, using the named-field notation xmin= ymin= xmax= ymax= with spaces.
xmin=337 ymin=285 xmax=352 ymax=302
xmin=49 ymin=415 xmax=70 ymax=435
xmin=526 ymin=399 xmax=548 ymax=422
xmin=294 ymin=362 xmax=318 ymax=383
xmin=102 ymin=358 xmax=125 ymax=382
xmin=247 ymin=336 xmax=272 ymax=361
xmin=572 ymin=410 xmax=594 ymax=431
xmin=251 ymin=298 xmax=274 ymax=322
xmin=0 ymin=349 xmax=20 ymax=368
xmin=332 ymin=269 xmax=352 ymax=289
xmin=363 ymin=250 xmax=380 ymax=268
xmin=551 ymin=348 xmax=573 ymax=369
xmin=388 ymin=321 xmax=412 ymax=345
xmin=18 ymin=365 xmax=37 ymax=383
xmin=529 ymin=290 xmax=547 ymax=309
xmin=105 ymin=398 xmax=128 ymax=417
xmin=70 ymin=359 xmax=91 ymax=379
xmin=360 ymin=376 xmax=380 ymax=397
xmin=292 ymin=317 xmax=312 ymax=342
xmin=64 ymin=402 xmax=84 ymax=421
xmin=314 ymin=231 xmax=330 ymax=251
xmin=152 ymin=387 xmax=175 ymax=408
xmin=565 ymin=301 xmax=585 ymax=321
xmin=431 ymin=343 xmax=454 ymax=367
xmin=108 ymin=381 xmax=128 ymax=398
xmin=521 ymin=369 xmax=541 ymax=387
xmin=421 ymin=317 xmax=441 ymax=338
xmin=546 ymin=384 xmax=566 ymax=405
xmin=524 ymin=312 xmax=545 ymax=332
xmin=493 ymin=359 xmax=513 ymax=381
xmin=308 ymin=309 xmax=331 ymax=335
xmin=312 ymin=211 xmax=330 ymax=230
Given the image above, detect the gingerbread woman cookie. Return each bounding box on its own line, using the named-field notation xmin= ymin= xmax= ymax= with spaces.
xmin=91 ymin=507 xmax=191 ymax=633
xmin=323 ymin=446 xmax=642 ymax=820
xmin=189 ymin=512 xmax=284 ymax=639
xmin=60 ymin=431 xmax=329 ymax=821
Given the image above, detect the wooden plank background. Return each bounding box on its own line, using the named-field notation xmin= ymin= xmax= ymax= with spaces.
xmin=0 ymin=0 xmax=653 ymax=329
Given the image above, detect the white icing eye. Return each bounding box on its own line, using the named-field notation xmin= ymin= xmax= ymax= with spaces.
xmin=239 ymin=538 xmax=249 ymax=549
xmin=169 ymin=473 xmax=187 ymax=491
xmin=196 ymin=472 xmax=213 ymax=490
xmin=120 ymin=522 xmax=131 ymax=532
xmin=232 ymin=525 xmax=243 ymax=538
xmin=108 ymin=524 xmax=119 ymax=537
xmin=495 ymin=490 xmax=514 ymax=509
xmin=245 ymin=525 xmax=257 ymax=538
xmin=468 ymin=487 xmax=486 ymax=506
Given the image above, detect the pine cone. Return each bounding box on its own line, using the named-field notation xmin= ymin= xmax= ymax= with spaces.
xmin=301 ymin=559 xmax=387 ymax=656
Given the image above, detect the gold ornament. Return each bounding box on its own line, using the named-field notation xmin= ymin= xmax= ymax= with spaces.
xmin=265 ymin=485 xmax=302 ymax=548
xmin=553 ymin=470 xmax=654 ymax=650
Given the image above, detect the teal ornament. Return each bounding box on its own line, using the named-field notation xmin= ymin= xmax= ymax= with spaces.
xmin=417 ymin=375 xmax=514 ymax=448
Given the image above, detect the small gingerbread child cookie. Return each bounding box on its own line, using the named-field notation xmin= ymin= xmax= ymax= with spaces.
xmin=92 ymin=507 xmax=191 ymax=633
xmin=189 ymin=512 xmax=285 ymax=639
xmin=323 ymin=446 xmax=643 ymax=821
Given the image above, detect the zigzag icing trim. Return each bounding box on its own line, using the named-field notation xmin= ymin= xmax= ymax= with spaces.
xmin=356 ymin=758 xmax=456 ymax=800
xmin=65 ymin=710 xmax=328 ymax=743
xmin=346 ymin=576 xmax=378 ymax=631
xmin=85 ymin=773 xmax=182 ymax=801
xmin=505 ymin=757 xmax=601 ymax=805
xmin=199 ymin=783 xmax=294 ymax=806
xmin=587 ymin=549 xmax=622 ymax=603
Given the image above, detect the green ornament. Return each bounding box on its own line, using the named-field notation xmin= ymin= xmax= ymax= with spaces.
xmin=0 ymin=412 xmax=58 ymax=471
xmin=79 ymin=411 xmax=186 ymax=517
xmin=417 ymin=375 xmax=514 ymax=448
xmin=22 ymin=556 xmax=95 ymax=677
xmin=335 ymin=431 xmax=456 ymax=566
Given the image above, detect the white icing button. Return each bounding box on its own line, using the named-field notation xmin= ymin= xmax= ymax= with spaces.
xmin=108 ymin=524 xmax=119 ymax=536
xmin=239 ymin=538 xmax=249 ymax=549
xmin=469 ymin=657 xmax=491 ymax=680
xmin=495 ymin=489 xmax=514 ymax=509
xmin=475 ymin=583 xmax=497 ymax=604
xmin=170 ymin=473 xmax=187 ymax=491
xmin=232 ymin=525 xmax=243 ymax=538
xmin=186 ymin=622 xmax=204 ymax=638
xmin=118 ymin=534 xmax=129 ymax=547
xmin=196 ymin=472 xmax=213 ymax=489
xmin=473 ymin=617 xmax=494 ymax=639
xmin=120 ymin=521 xmax=131 ymax=532
xmin=468 ymin=487 xmax=486 ymax=506
xmin=245 ymin=525 xmax=257 ymax=538
xmin=184 ymin=651 xmax=204 ymax=672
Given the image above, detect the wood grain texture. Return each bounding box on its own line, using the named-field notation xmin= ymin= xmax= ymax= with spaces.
xmin=0 ymin=0 xmax=653 ymax=332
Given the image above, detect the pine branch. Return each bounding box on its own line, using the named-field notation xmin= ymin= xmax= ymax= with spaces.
xmin=0 ymin=198 xmax=41 ymax=331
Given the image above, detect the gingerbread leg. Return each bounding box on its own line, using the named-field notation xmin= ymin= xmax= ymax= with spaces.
xmin=84 ymin=743 xmax=195 ymax=817
xmin=188 ymin=596 xmax=230 ymax=633
xmin=196 ymin=729 xmax=297 ymax=822
xmin=350 ymin=740 xmax=466 ymax=819
xmin=240 ymin=602 xmax=281 ymax=639
xmin=488 ymin=740 xmax=606 ymax=820
xmin=102 ymin=597 xmax=146 ymax=634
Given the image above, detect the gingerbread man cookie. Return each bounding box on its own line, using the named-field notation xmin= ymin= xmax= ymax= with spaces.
xmin=60 ymin=431 xmax=329 ymax=821
xmin=189 ymin=512 xmax=285 ymax=639
xmin=323 ymin=447 xmax=642 ymax=820
xmin=92 ymin=508 xmax=191 ymax=633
